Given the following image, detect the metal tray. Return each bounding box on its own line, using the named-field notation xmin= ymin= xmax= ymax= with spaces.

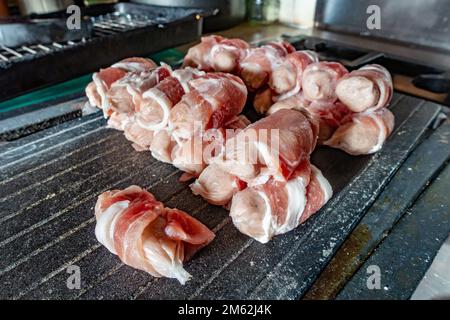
xmin=0 ymin=92 xmax=442 ymax=299
xmin=0 ymin=3 xmax=207 ymax=102
xmin=0 ymin=17 xmax=93 ymax=48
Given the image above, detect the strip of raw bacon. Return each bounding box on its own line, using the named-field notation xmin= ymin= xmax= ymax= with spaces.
xmin=302 ymin=62 xmax=348 ymax=102
xmin=239 ymin=41 xmax=295 ymax=91
xmin=136 ymin=68 xmax=205 ymax=132
xmin=171 ymin=129 xmax=224 ymax=180
xmin=123 ymin=117 xmax=155 ymax=152
xmin=169 ymin=73 xmax=247 ymax=141
xmin=183 ymin=35 xmax=250 ymax=73
xmin=193 ymin=109 xmax=318 ymax=206
xmin=270 ymin=50 xmax=319 ymax=97
xmin=95 ymin=186 xmax=215 ymax=284
xmin=324 ymin=108 xmax=395 ymax=156
xmin=190 ymin=163 xmax=245 ymax=206
xmin=86 ymin=58 xmax=157 ymax=115
xmin=106 ymin=65 xmax=172 ymax=117
xmin=150 ymin=130 xmax=175 ymax=163
xmin=336 ymin=64 xmax=393 ymax=112
xmin=229 ymin=165 xmax=332 ymax=243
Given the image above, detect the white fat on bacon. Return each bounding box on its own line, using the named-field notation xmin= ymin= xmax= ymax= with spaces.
xmin=92 ymin=72 xmax=111 ymax=115
xmin=111 ymin=59 xmax=157 ymax=73
xmin=95 ymin=200 xmax=130 ymax=255
xmin=138 ymin=89 xmax=174 ymax=131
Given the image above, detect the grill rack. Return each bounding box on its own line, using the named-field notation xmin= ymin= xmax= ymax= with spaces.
xmin=0 ymin=3 xmax=206 ymax=103
xmin=0 ymin=11 xmax=172 ymax=65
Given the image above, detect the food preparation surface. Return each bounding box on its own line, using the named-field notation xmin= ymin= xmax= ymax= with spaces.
xmin=0 ymin=93 xmax=443 ymax=299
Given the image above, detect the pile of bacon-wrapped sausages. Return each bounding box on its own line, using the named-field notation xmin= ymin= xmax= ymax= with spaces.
xmin=185 ymin=35 xmax=395 ymax=156
xmin=87 ymin=35 xmax=394 ymax=284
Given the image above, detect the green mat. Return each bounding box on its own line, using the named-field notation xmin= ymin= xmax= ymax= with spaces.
xmin=0 ymin=48 xmax=185 ymax=114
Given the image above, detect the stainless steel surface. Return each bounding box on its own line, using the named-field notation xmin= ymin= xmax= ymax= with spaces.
xmin=311 ymin=29 xmax=450 ymax=71
xmin=17 ymin=0 xmax=74 ymax=15
xmin=131 ymin=0 xmax=247 ymax=31
xmin=315 ymin=0 xmax=450 ymax=52
xmin=411 ymin=235 xmax=450 ymax=300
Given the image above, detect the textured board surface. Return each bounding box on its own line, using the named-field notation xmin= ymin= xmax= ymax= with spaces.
xmin=0 ymin=93 xmax=442 ymax=299
xmin=305 ymin=120 xmax=450 ymax=299
xmin=337 ymin=164 xmax=450 ymax=300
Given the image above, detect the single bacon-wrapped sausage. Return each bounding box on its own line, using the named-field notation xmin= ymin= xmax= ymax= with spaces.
xmin=106 ymin=65 xmax=172 ymax=117
xmin=230 ymin=165 xmax=332 ymax=243
xmin=183 ymin=35 xmax=250 ymax=73
xmin=302 ymin=62 xmax=349 ymax=102
xmin=324 ymin=108 xmax=395 ymax=156
xmin=136 ymin=68 xmax=205 ymax=132
xmin=270 ymin=50 xmax=319 ymax=97
xmin=239 ymin=41 xmax=295 ymax=91
xmin=335 ymin=64 xmax=393 ymax=113
xmin=267 ymin=94 xmax=352 ymax=143
xmin=94 ymin=186 xmax=215 ymax=284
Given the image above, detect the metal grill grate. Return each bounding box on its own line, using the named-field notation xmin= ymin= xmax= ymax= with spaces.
xmin=0 ymin=12 xmax=168 ymax=65
xmin=0 ymin=42 xmax=84 ymax=64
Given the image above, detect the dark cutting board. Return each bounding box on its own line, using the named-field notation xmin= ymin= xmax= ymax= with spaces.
xmin=0 ymin=93 xmax=442 ymax=299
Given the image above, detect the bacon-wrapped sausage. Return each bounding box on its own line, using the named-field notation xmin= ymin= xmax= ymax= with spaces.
xmin=230 ymin=165 xmax=332 ymax=243
xmin=270 ymin=50 xmax=319 ymax=97
xmin=302 ymin=62 xmax=349 ymax=102
xmin=324 ymin=108 xmax=395 ymax=156
xmin=95 ymin=186 xmax=215 ymax=284
xmin=183 ymin=35 xmax=249 ymax=73
xmin=335 ymin=64 xmax=393 ymax=112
